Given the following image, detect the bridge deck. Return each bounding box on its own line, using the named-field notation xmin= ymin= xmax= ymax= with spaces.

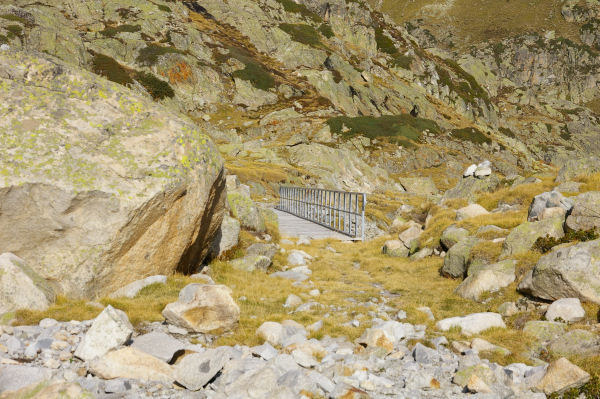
xmin=272 ymin=209 xmax=353 ymax=241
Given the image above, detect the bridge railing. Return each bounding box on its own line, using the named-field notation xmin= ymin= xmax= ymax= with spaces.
xmin=276 ymin=186 xmax=367 ymax=240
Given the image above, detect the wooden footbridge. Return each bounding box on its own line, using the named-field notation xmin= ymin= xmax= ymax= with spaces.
xmin=274 ymin=186 xmax=367 ymax=241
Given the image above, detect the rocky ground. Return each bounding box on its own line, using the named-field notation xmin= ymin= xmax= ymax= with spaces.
xmin=2 ymin=0 xmax=600 ymax=398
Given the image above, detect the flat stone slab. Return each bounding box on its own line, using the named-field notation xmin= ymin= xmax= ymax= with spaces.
xmin=131 ymin=332 xmax=186 ymax=363
xmin=0 ymin=365 xmax=52 ymax=393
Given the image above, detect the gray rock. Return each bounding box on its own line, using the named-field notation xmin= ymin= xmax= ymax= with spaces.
xmin=74 ymin=305 xmax=133 ymax=362
xmin=556 ymin=156 xmax=600 ymax=182
xmin=545 ymin=298 xmax=585 ymax=323
xmin=0 ymin=253 xmax=52 ymax=314
xmin=565 ymin=191 xmax=600 ymax=232
xmin=440 ymin=226 xmax=470 ymax=250
xmin=174 ymin=347 xmax=233 ymax=390
xmin=549 ymin=329 xmax=600 ymax=358
xmin=412 ymin=343 xmax=440 ymax=363
xmin=230 ymin=255 xmax=272 ymax=272
xmin=287 ymin=250 xmax=312 ymax=266
xmin=456 ymin=204 xmax=489 ymax=221
xmin=441 ymin=237 xmax=479 ymax=278
xmin=0 ymin=365 xmax=52 ymax=393
xmin=104 ymin=378 xmax=132 ymax=393
xmin=162 ymin=284 xmax=240 ymax=333
xmin=528 ymin=191 xmax=573 ymax=222
xmin=210 ymin=215 xmax=241 ymax=258
xmin=527 ymin=239 xmax=600 ymax=303
xmin=455 ymin=260 xmax=516 ymax=300
xmin=131 ymin=332 xmax=186 ymax=363
xmin=246 ymin=243 xmax=278 ymax=259
xmin=501 ymin=217 xmax=564 ymax=257
xmin=436 ymin=312 xmax=506 ymax=335
xmin=252 ymin=343 xmax=279 ymax=360
xmin=382 ymin=240 xmax=409 ymax=257
xmin=109 ymin=275 xmax=167 ymax=299
xmin=284 ymin=294 xmax=302 ymax=309
xmin=89 ymin=347 xmax=174 ymax=384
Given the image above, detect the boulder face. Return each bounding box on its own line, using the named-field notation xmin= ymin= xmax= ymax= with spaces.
xmin=528 ymin=239 xmax=600 ymax=303
xmin=0 ymin=253 xmax=53 ymax=314
xmin=0 ymin=51 xmax=225 ymax=298
xmin=565 ymin=191 xmax=600 ymax=232
xmin=162 ymin=284 xmax=240 ymax=333
xmin=500 ymin=217 xmax=564 ymax=257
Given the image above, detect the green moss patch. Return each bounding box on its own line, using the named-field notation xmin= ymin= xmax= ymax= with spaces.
xmin=327 ymin=114 xmax=440 ymax=143
xmin=375 ymin=27 xmax=396 ymax=55
xmin=100 ymin=24 xmax=141 ymax=38
xmin=92 ymin=53 xmax=134 ymax=86
xmin=158 ymin=4 xmax=172 ymax=12
xmin=136 ymin=43 xmax=185 ymax=66
xmin=0 ymin=13 xmax=32 ymax=27
xmin=498 ymin=127 xmax=516 ymax=138
xmin=318 ymin=23 xmax=334 ymax=39
xmin=534 ymin=229 xmax=599 ymax=254
xmin=279 ymin=23 xmax=322 ymax=47
xmin=451 ymin=127 xmax=492 ymax=145
xmin=274 ymin=0 xmax=322 ymax=22
xmin=220 ymin=46 xmax=276 ymax=91
xmin=232 ymin=62 xmax=275 ymax=91
xmin=91 ymin=52 xmax=174 ymax=100
xmin=134 ymin=71 xmax=175 ymax=100
xmin=437 ymin=59 xmax=491 ymax=107
xmin=390 ymin=54 xmax=413 ymax=69
xmin=6 ymin=24 xmax=23 ymax=39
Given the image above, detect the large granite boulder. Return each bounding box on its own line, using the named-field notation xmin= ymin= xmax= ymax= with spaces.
xmin=565 ymin=191 xmax=600 ymax=232
xmin=0 ymin=51 xmax=225 ymax=298
xmin=526 ymin=239 xmax=600 ymax=303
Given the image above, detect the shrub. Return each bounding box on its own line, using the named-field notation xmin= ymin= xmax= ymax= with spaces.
xmin=533 ymin=229 xmax=599 ymax=253
xmin=6 ymin=24 xmax=23 ymax=39
xmin=390 ymin=54 xmax=413 ymax=69
xmin=100 ymin=24 xmax=141 ymax=38
xmin=318 ymin=23 xmax=334 ymax=39
xmin=375 ymin=27 xmax=396 ymax=55
xmin=134 ymin=71 xmax=175 ymax=100
xmin=499 ymin=127 xmax=516 ymax=138
xmin=136 ymin=43 xmax=184 ymax=66
xmin=327 ymin=114 xmax=441 ymax=142
xmin=157 ymin=4 xmax=171 ymax=12
xmin=279 ymin=23 xmax=322 ymax=47
xmin=91 ymin=53 xmax=134 ymax=86
xmin=451 ymin=127 xmax=492 ymax=145
xmin=274 ymin=0 xmax=322 ymax=22
xmin=232 ymin=62 xmax=275 ymax=91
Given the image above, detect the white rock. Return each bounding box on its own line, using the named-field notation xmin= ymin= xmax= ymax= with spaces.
xmin=291 ymin=349 xmax=317 ymax=368
xmin=287 ymin=250 xmax=313 ymax=266
xmin=74 ymin=305 xmax=133 ymax=361
xmin=0 ymin=253 xmax=51 ymax=314
xmin=174 ymin=347 xmax=232 ymax=390
xmin=436 ymin=312 xmax=506 ymax=335
xmin=308 ymin=289 xmax=320 ymax=297
xmin=284 ymin=294 xmax=302 ymax=308
xmin=89 ymin=347 xmax=174 ymax=384
xmin=456 ymin=204 xmax=489 ymax=221
xmin=474 ymin=167 xmax=492 ymax=178
xmin=545 ymin=298 xmax=585 ymax=323
xmin=464 ymin=164 xmax=477 ymax=177
xmin=109 ymin=275 xmax=167 ymax=299
xmin=257 ymin=322 xmax=283 ymax=346
xmin=307 ymin=320 xmax=323 ymax=333
xmin=0 ymin=44 xmax=9 ymax=52
xmin=131 ymin=332 xmax=186 ymax=363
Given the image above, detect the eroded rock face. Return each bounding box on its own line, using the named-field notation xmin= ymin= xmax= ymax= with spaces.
xmin=0 ymin=51 xmax=225 ymax=298
xmin=565 ymin=191 xmax=600 ymax=232
xmin=162 ymin=284 xmax=240 ymax=333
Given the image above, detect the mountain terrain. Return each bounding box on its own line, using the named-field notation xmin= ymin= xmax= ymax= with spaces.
xmin=1 ymin=0 xmax=600 ymax=398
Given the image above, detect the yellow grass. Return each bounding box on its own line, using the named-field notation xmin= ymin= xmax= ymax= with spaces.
xmin=577 ymin=172 xmax=600 ymax=192
xmin=477 ymin=178 xmax=555 ymax=211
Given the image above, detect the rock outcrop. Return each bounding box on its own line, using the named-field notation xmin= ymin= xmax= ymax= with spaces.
xmin=0 ymin=51 xmax=225 ymax=298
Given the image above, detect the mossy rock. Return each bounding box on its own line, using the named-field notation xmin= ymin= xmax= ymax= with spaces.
xmin=227 ymin=192 xmax=266 ymax=233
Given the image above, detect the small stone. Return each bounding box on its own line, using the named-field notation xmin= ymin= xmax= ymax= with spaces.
xmin=51 ymin=340 xmax=69 ymax=351
xmin=174 ymin=347 xmax=232 ymax=390
xmin=43 ymin=358 xmax=61 ymax=369
xmin=291 ymin=349 xmax=317 ymax=368
xmin=90 ymin=347 xmax=173 ymax=384
xmin=252 ymin=343 xmax=278 ymax=360
xmin=308 ymin=289 xmax=320 ymax=297
xmin=467 ymin=373 xmax=492 ymax=393
xmin=131 ymin=332 xmax=186 ymax=363
xmin=284 ymin=294 xmax=302 ymax=308
xmin=307 ymin=320 xmax=323 ymax=333
xmin=456 ymin=204 xmax=489 ymax=221
xmin=436 ymin=312 xmax=505 ymax=335
xmin=39 ymin=318 xmax=58 ymax=329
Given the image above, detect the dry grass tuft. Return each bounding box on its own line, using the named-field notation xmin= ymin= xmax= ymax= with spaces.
xmin=477 ymin=178 xmax=555 ymax=211
xmin=577 ymin=172 xmax=600 ymax=192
